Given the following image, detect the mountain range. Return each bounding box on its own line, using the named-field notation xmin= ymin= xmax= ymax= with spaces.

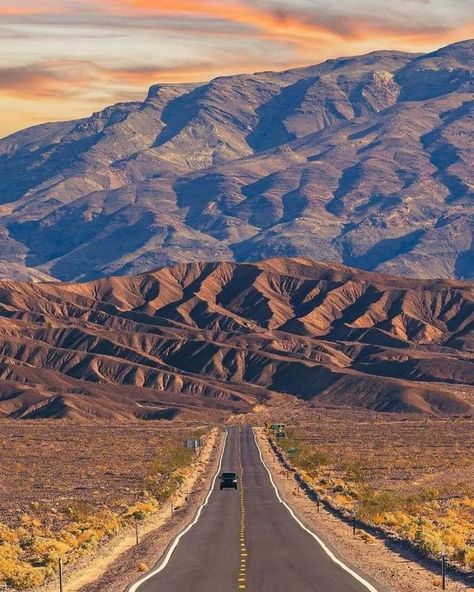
xmin=0 ymin=40 xmax=472 ymax=282
xmin=0 ymin=258 xmax=473 ymax=420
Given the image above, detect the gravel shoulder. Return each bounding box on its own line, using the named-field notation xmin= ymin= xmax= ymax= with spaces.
xmin=255 ymin=428 xmax=474 ymax=592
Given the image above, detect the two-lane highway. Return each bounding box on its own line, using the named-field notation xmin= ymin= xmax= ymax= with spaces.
xmin=129 ymin=426 xmax=381 ymax=592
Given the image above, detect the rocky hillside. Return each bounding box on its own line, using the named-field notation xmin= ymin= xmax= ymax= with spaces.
xmin=0 ymin=40 xmax=472 ymax=282
xmin=0 ymin=258 xmax=473 ymax=419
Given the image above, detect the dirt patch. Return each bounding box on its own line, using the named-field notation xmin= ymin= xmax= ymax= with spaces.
xmin=255 ymin=428 xmax=474 ymax=592
xmin=0 ymin=422 xmax=202 ymax=528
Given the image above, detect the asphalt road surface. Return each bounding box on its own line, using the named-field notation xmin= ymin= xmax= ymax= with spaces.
xmin=130 ymin=426 xmax=380 ymax=592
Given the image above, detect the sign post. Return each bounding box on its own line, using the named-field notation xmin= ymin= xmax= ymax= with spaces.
xmin=441 ymin=545 xmax=446 ymax=590
xmin=59 ymin=558 xmax=63 ymax=592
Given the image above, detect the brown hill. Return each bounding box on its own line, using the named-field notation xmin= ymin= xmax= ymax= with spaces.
xmin=0 ymin=258 xmax=473 ymax=419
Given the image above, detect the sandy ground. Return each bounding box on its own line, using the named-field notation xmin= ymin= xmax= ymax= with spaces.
xmin=255 ymin=428 xmax=474 ymax=592
xmin=35 ymin=428 xmax=223 ymax=592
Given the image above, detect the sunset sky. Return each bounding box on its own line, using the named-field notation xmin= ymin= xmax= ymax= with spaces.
xmin=1 ymin=0 xmax=473 ymax=138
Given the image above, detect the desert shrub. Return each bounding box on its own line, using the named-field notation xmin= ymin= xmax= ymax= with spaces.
xmin=145 ymin=443 xmax=193 ymax=502
xmin=341 ymin=457 xmax=367 ymax=484
xmin=65 ymin=502 xmax=94 ymax=522
xmin=413 ymin=522 xmax=443 ymax=556
xmin=0 ymin=551 xmax=46 ymax=588
xmin=298 ymin=449 xmax=329 ymax=474
xmin=30 ymin=537 xmax=71 ymax=567
xmin=5 ymin=567 xmax=46 ymax=589
xmin=276 ymin=429 xmax=329 ymax=478
xmin=382 ymin=511 xmax=412 ymax=528
xmin=125 ymin=501 xmax=157 ymax=521
xmin=461 ymin=497 xmax=474 ymax=510
xmin=0 ymin=524 xmax=19 ymax=545
xmin=442 ymin=528 xmax=466 ymax=550
xmin=452 ymin=546 xmax=474 ymax=568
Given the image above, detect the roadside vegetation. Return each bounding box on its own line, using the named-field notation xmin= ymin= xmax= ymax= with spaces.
xmin=271 ymin=413 xmax=474 ymax=572
xmin=0 ymin=422 xmax=208 ymax=589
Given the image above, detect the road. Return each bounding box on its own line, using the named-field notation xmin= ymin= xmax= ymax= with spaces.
xmin=129 ymin=426 xmax=380 ymax=592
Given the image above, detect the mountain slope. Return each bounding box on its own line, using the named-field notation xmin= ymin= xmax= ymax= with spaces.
xmin=0 ymin=40 xmax=472 ymax=282
xmin=0 ymin=258 xmax=473 ymax=419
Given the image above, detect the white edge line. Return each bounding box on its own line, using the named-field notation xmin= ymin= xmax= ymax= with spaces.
xmin=127 ymin=429 xmax=228 ymax=592
xmin=252 ymin=428 xmax=379 ymax=592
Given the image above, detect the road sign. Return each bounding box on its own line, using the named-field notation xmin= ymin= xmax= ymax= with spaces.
xmin=183 ymin=437 xmax=204 ymax=450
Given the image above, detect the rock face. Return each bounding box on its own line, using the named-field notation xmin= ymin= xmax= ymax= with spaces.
xmin=0 ymin=258 xmax=473 ymax=419
xmin=0 ymin=40 xmax=472 ymax=282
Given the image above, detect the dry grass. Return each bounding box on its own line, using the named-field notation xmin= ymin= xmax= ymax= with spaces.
xmin=273 ymin=409 xmax=474 ymax=572
xmin=0 ymin=420 xmax=208 ymax=589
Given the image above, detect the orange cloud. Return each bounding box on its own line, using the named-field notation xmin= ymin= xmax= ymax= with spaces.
xmin=0 ymin=62 xmax=95 ymax=100
xmin=0 ymin=1 xmax=63 ymax=16
xmin=0 ymin=59 xmax=258 ymax=106
xmin=120 ymin=0 xmax=340 ymax=45
xmin=2 ymin=0 xmax=472 ymax=53
xmin=118 ymin=0 xmax=474 ymax=51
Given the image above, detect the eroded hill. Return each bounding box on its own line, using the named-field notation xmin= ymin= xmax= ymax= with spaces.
xmin=0 ymin=258 xmax=473 ymax=419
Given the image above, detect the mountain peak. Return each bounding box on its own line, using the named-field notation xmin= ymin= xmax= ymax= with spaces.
xmin=0 ymin=41 xmax=472 ymax=282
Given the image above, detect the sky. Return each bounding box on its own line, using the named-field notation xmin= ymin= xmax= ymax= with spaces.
xmin=0 ymin=0 xmax=473 ymax=138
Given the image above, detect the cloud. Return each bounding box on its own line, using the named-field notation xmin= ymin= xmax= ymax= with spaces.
xmin=0 ymin=62 xmax=94 ymax=99
xmin=5 ymin=0 xmax=472 ymax=43
xmin=2 ymin=1 xmax=472 ymax=56
xmin=115 ymin=0 xmax=474 ymax=46
xmin=0 ymin=1 xmax=64 ymax=16
xmin=0 ymin=59 xmax=252 ymax=103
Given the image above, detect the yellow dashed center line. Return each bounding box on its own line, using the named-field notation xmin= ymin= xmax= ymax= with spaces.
xmin=237 ymin=428 xmax=247 ymax=590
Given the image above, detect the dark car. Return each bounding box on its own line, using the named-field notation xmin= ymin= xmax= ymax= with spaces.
xmin=219 ymin=471 xmax=238 ymax=490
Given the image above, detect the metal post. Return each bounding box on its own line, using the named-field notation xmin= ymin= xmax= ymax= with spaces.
xmin=316 ymin=497 xmax=320 ymax=513
xmin=58 ymin=558 xmax=63 ymax=592
xmin=352 ymin=513 xmax=356 ymax=536
xmin=135 ymin=519 xmax=139 ymax=545
xmin=441 ymin=548 xmax=446 ymax=590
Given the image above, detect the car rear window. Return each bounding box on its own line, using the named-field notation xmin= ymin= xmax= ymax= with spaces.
xmin=222 ymin=472 xmax=236 ymax=478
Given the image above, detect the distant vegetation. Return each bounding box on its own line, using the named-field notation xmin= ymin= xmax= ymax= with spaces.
xmin=272 ymin=415 xmax=474 ymax=571
xmin=0 ymin=423 xmax=207 ymax=590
